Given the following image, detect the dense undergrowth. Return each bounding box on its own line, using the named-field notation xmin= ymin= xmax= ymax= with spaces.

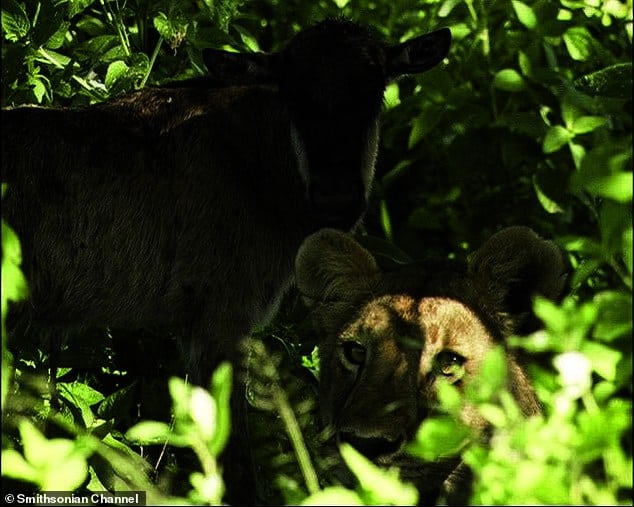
xmin=2 ymin=0 xmax=632 ymax=504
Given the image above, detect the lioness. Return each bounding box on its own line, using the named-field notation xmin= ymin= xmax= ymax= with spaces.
xmin=295 ymin=226 xmax=567 ymax=504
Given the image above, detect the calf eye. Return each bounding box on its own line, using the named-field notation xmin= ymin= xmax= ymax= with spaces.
xmin=341 ymin=341 xmax=367 ymax=367
xmin=435 ymin=350 xmax=465 ymax=379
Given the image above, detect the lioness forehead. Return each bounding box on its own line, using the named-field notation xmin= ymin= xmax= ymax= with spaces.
xmin=341 ymin=295 xmax=494 ymax=354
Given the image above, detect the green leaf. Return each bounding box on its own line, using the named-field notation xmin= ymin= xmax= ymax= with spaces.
xmin=2 ymin=222 xmax=28 ymax=306
xmin=302 ymin=486 xmax=364 ymax=506
xmin=493 ymin=68 xmax=526 ymax=92
xmin=439 ymin=0 xmax=463 ymax=18
xmin=234 ymin=24 xmax=260 ymax=52
xmin=105 ymin=60 xmax=129 ymax=90
xmin=512 ymin=1 xmax=537 ymax=30
xmin=58 ymin=381 xmax=104 ymax=428
xmin=1 ymin=0 xmax=30 ymax=42
xmin=623 ymin=227 xmax=633 ymax=275
xmin=593 ymin=291 xmax=632 ymax=342
xmin=408 ymin=105 xmax=442 ymax=148
xmin=68 ymin=0 xmax=97 ymax=18
xmin=209 ymin=362 xmax=232 ymax=456
xmin=18 ymin=420 xmax=88 ymax=490
xmin=125 ymin=421 xmax=173 ymax=444
xmin=542 ymin=125 xmax=573 ymax=153
xmin=518 ymin=50 xmax=532 ymax=76
xmin=44 ymin=21 xmax=69 ymax=50
xmin=1 ymin=449 xmax=39 ymax=483
xmin=575 ymin=63 xmax=633 ymax=99
xmin=581 ymin=342 xmax=622 ymax=382
xmin=58 ymin=381 xmax=105 ymax=406
xmin=340 ymin=444 xmax=419 ymax=505
xmin=97 ymin=382 xmax=136 ymax=420
xmin=569 ymin=141 xmax=586 ymax=170
xmin=153 ymin=12 xmax=172 ymax=40
xmin=585 ymin=172 xmax=633 ymax=202
xmin=533 ymin=174 xmax=564 ymax=214
xmin=570 ymin=116 xmax=607 ymax=134
xmin=469 ymin=346 xmax=507 ymax=403
xmin=563 ymin=26 xmax=594 ymax=61
xmin=409 ymin=416 xmax=470 ymax=461
xmin=384 ymin=82 xmax=400 ymax=109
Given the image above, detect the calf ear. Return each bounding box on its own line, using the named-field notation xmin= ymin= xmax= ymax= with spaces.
xmin=295 ymin=228 xmax=380 ymax=305
xmin=386 ymin=27 xmax=451 ymax=80
xmin=202 ymin=49 xmax=277 ymax=85
xmin=468 ymin=226 xmax=568 ymax=334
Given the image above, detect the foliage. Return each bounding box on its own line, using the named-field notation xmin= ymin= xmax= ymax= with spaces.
xmin=2 ymin=0 xmax=632 ymax=505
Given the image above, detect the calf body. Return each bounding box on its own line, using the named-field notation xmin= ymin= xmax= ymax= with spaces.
xmin=2 ymin=18 xmax=451 ymax=503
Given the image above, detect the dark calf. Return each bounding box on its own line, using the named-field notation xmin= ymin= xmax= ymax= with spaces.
xmin=2 ymin=18 xmax=451 ymax=503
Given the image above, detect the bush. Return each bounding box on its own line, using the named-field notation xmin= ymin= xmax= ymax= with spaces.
xmin=2 ymin=0 xmax=631 ymax=504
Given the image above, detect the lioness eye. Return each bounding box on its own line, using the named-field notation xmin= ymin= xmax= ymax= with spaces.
xmin=435 ymin=350 xmax=465 ymax=378
xmin=342 ymin=341 xmax=366 ymax=367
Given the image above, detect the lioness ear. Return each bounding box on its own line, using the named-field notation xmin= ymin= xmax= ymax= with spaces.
xmin=468 ymin=226 xmax=568 ymax=334
xmin=295 ymin=228 xmax=380 ymax=305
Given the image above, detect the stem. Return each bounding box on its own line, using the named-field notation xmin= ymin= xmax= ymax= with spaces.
xmin=140 ymin=36 xmax=164 ymax=88
xmin=251 ymin=340 xmax=321 ymax=495
xmin=100 ymin=0 xmax=131 ymax=56
xmin=273 ymin=386 xmax=321 ymax=495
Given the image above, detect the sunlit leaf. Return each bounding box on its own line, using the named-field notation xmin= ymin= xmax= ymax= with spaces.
xmin=384 ymin=82 xmax=400 ymax=109
xmin=1 ymin=449 xmax=38 ymax=483
xmin=469 ymin=346 xmax=507 ymax=402
xmin=569 ymin=141 xmax=586 ymax=170
xmin=302 ymin=486 xmax=363 ymax=505
xmin=1 ymin=222 xmax=28 ymax=305
xmin=409 ymin=416 xmax=470 ymax=461
xmin=593 ymin=291 xmax=632 ymax=342
xmin=332 ymin=0 xmax=351 ymax=8
xmin=533 ymin=174 xmax=564 ymax=214
xmin=1 ymin=0 xmax=30 ymax=42
xmin=570 ymin=116 xmax=607 ymax=134
xmin=68 ymin=0 xmax=97 ymax=18
xmin=340 ymin=444 xmax=418 ymax=505
xmin=581 ymin=342 xmax=622 ymax=382
xmin=542 ymin=125 xmax=573 ymax=153
xmin=512 ymin=1 xmax=537 ymax=30
xmin=493 ymin=68 xmax=526 ymax=92
xmin=17 ymin=420 xmax=89 ymax=490
xmin=438 ymin=0 xmax=462 ymax=17
xmin=563 ymin=26 xmax=594 ymax=61
xmin=234 ymin=25 xmax=260 ymax=52
xmin=105 ymin=60 xmax=129 ymax=90
xmin=518 ymin=50 xmax=532 ymax=76
xmin=585 ymin=172 xmax=633 ymax=202
xmin=190 ymin=386 xmax=217 ymax=441
xmin=125 ymin=421 xmax=173 ymax=444
xmin=209 ymin=362 xmax=232 ymax=456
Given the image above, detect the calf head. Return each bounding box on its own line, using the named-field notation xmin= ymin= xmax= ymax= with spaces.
xmin=295 ymin=227 xmax=567 ymax=501
xmin=203 ymin=19 xmax=451 ymax=229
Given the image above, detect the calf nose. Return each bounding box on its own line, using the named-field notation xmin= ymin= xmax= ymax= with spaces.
xmin=308 ymin=184 xmax=367 ymax=228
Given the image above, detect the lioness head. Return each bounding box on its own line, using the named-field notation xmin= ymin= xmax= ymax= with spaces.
xmin=295 ymin=226 xmax=567 ymax=503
